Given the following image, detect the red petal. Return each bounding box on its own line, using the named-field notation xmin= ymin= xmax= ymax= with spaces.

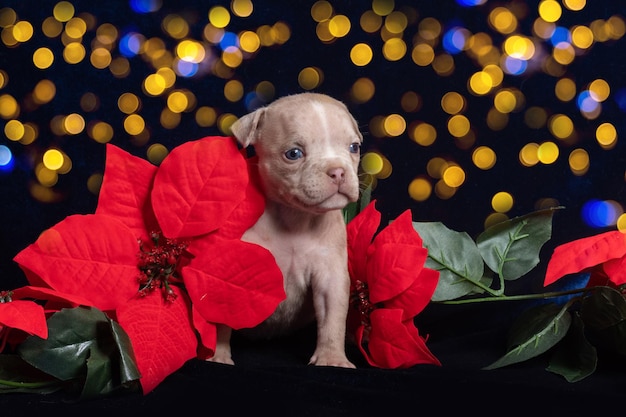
xmin=604 ymin=256 xmax=626 ymax=285
xmin=183 ymin=239 xmax=285 ymax=329
xmin=211 ymin=157 xmax=265 ymax=240
xmin=13 ymin=215 xmax=140 ymax=311
xmin=367 ymin=210 xmax=428 ymax=303
xmin=192 ymin=307 xmax=217 ymax=360
xmin=544 ymin=231 xmax=626 ymax=286
xmin=116 ymin=287 xmax=197 ymax=394
xmin=386 ymin=267 xmax=440 ymax=320
xmin=95 ymin=144 xmax=159 ymax=243
xmin=364 ymin=309 xmax=440 ymax=368
xmin=0 ymin=300 xmax=48 ymax=339
xmin=151 ymin=136 xmax=248 ymax=239
xmin=11 ymin=285 xmax=94 ymax=310
xmin=347 ymin=201 xmax=381 ymax=282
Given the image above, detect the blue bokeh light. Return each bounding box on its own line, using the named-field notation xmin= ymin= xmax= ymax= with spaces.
xmin=0 ymin=145 xmax=14 ymax=173
xmin=219 ymin=32 xmax=239 ymax=51
xmin=129 ymin=0 xmax=162 ymax=13
xmin=455 ymin=0 xmax=487 ymax=6
xmin=577 ymin=90 xmax=601 ymax=113
xmin=582 ymin=199 xmax=622 ymax=228
xmin=442 ymin=27 xmax=467 ymax=54
xmin=550 ymin=27 xmax=571 ymax=47
xmin=502 ymin=56 xmax=527 ymax=75
xmin=175 ymin=60 xmax=198 ymax=77
xmin=119 ymin=32 xmax=143 ymax=58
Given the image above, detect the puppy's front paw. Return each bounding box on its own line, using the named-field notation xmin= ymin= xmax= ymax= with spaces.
xmin=309 ymin=350 xmax=356 ymax=369
xmin=206 ymin=351 xmax=235 ymax=366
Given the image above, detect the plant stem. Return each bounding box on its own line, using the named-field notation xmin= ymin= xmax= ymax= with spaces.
xmin=0 ymin=378 xmax=60 ymax=389
xmin=437 ymin=286 xmax=598 ymax=305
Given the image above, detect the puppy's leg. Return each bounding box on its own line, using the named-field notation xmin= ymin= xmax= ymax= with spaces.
xmin=207 ymin=324 xmax=235 ymax=365
xmin=309 ymin=267 xmax=356 ymax=368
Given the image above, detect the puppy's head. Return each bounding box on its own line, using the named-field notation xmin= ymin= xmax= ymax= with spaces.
xmin=231 ymin=93 xmax=362 ymax=214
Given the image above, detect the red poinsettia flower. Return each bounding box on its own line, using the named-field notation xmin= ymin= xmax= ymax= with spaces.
xmin=12 ymin=136 xmax=285 ymax=394
xmin=346 ymin=201 xmax=441 ymax=368
xmin=544 ymin=230 xmax=626 ymax=287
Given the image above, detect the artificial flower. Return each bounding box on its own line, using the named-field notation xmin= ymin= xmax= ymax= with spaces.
xmin=544 ymin=230 xmax=626 ymax=287
xmin=11 ymin=136 xmax=285 ymax=394
xmin=346 ymin=200 xmax=441 ymax=368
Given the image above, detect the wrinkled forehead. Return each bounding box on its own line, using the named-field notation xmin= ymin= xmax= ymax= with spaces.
xmin=266 ymin=99 xmax=362 ymax=143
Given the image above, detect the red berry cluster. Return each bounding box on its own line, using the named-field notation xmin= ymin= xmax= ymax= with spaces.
xmin=351 ymin=280 xmax=375 ymax=328
xmin=137 ymin=231 xmax=188 ymax=303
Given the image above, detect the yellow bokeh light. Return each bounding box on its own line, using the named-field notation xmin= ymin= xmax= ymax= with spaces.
xmin=231 ymin=0 xmax=253 ymax=18
xmin=472 ymin=146 xmax=496 ymax=170
xmin=537 ymin=141 xmax=559 ymax=164
xmin=298 ymin=66 xmax=323 ymax=90
xmin=195 ymin=106 xmax=217 ymax=127
xmin=538 ymin=0 xmax=562 ymax=23
xmin=596 ymin=122 xmax=617 ymax=147
xmin=147 ymin=143 xmax=169 ymax=165
xmin=88 ymin=121 xmax=114 ymax=144
xmin=571 ymin=25 xmax=594 ymax=49
xmin=222 ymin=45 xmax=243 ymax=68
xmin=411 ymin=43 xmax=434 ymax=66
xmin=53 ymin=1 xmax=75 ymax=23
xmin=43 ymin=148 xmax=64 ymax=171
xmin=548 ymin=114 xmax=574 ymax=139
xmin=143 ymin=73 xmax=167 ymax=96
xmin=442 ymin=165 xmax=465 ymax=188
xmin=555 ymin=77 xmax=576 ymax=102
xmin=563 ymin=0 xmax=586 ymax=11
xmin=224 ymin=80 xmax=244 ymax=102
xmin=408 ymin=176 xmax=432 ymax=202
xmin=401 ymin=91 xmax=421 ymax=112
xmin=441 ymin=92 xmax=465 ymax=114
xmin=209 ymin=6 xmax=231 ymax=29
xmin=493 ymin=89 xmax=517 ymax=113
xmin=519 ymin=142 xmax=540 ymax=166
xmin=90 ymin=47 xmax=112 ymax=69
xmin=383 ymin=114 xmax=406 ymax=137
xmin=167 ymin=90 xmax=189 ymax=113
xmin=311 ymin=1 xmax=333 ymax=22
xmin=35 ymin=163 xmax=58 ymax=187
xmin=489 ymin=7 xmax=517 ymax=34
xmin=382 ymin=37 xmax=406 ymax=61
xmin=361 ymin=152 xmax=384 ymax=175
xmin=568 ymin=148 xmax=589 ymax=175
xmin=118 ymin=92 xmax=140 ymax=114
xmin=589 ymin=79 xmax=610 ymax=102
xmin=176 ymin=39 xmax=205 ymax=63
xmin=63 ymin=42 xmax=86 ymax=64
xmin=485 ymin=212 xmax=509 ymax=229
xmin=447 ymin=114 xmax=471 ymax=137
xmin=33 ymin=47 xmax=55 ymax=69
xmin=239 ymin=31 xmax=261 ymax=53
xmin=328 ymin=15 xmax=351 ymax=38
xmin=65 ymin=17 xmax=86 ymax=39
xmin=384 ymin=11 xmax=408 ymax=34
xmin=350 ymin=43 xmax=373 ymax=66
xmin=468 ymin=71 xmax=493 ymax=95
xmin=163 ymin=14 xmax=189 ymax=39
xmin=409 ymin=122 xmax=437 ymax=146
xmin=503 ymin=35 xmax=535 ymax=60
xmin=360 ymin=10 xmax=382 ymax=33
xmin=553 ymin=42 xmax=575 ymax=65
xmin=4 ymin=119 xmax=24 ymax=141
xmin=124 ymin=114 xmax=146 ymax=136
xmin=372 ymin=0 xmax=395 ymax=17
xmin=0 ymin=94 xmax=19 ymax=118
xmin=491 ymin=191 xmax=514 ymax=213
xmin=617 ymin=213 xmax=626 ymax=233
xmin=350 ymin=77 xmax=375 ymax=103
xmin=524 ymin=107 xmax=548 ymax=129
xmin=33 ymin=79 xmax=56 ymax=104
xmin=13 ymin=20 xmax=34 ymax=42
xmin=64 ymin=113 xmax=85 ymax=134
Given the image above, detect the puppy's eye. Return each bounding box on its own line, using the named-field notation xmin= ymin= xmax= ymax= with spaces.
xmin=349 ymin=142 xmax=361 ymax=154
xmin=285 ymin=148 xmax=304 ymax=160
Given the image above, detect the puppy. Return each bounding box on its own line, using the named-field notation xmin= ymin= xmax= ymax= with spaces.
xmin=209 ymin=93 xmax=362 ymax=368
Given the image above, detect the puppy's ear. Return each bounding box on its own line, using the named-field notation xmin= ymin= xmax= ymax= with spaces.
xmin=230 ymin=108 xmax=266 ymax=147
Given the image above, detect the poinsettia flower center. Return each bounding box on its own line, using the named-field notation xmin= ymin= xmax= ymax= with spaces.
xmin=137 ymin=231 xmax=188 ymax=303
xmin=351 ymin=280 xmax=377 ymax=328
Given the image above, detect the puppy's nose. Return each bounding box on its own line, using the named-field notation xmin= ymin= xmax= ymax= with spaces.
xmin=327 ymin=167 xmax=345 ymax=184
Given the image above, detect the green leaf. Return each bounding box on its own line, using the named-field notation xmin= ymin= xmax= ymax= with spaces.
xmin=476 ymin=207 xmax=560 ymax=281
xmin=343 ymin=176 xmax=373 ymax=224
xmin=0 ymin=354 xmax=63 ymax=394
xmin=17 ymin=306 xmax=140 ymax=399
xmin=109 ymin=318 xmax=141 ymax=385
xmin=547 ymin=313 xmax=597 ymax=382
xmin=581 ymin=286 xmax=626 ymax=355
xmin=412 ymin=221 xmax=488 ymax=301
xmin=483 ymin=302 xmax=571 ymax=370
